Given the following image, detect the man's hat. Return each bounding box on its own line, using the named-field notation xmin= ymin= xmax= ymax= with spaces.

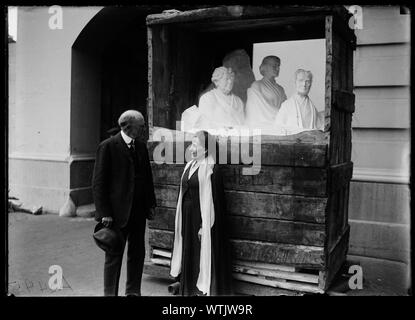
xmin=93 ymin=223 xmax=125 ymax=255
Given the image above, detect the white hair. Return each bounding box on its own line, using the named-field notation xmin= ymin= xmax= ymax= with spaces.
xmin=295 ymin=69 xmax=313 ymax=81
xmin=118 ymin=110 xmax=144 ymax=127
xmin=211 ymin=66 xmax=234 ymax=86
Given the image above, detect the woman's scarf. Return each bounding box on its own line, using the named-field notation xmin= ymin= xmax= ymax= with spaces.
xmin=170 ymin=154 xmax=216 ymax=295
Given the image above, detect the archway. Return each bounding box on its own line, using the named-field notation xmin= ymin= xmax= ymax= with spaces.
xmin=68 ymin=6 xmax=168 ymax=210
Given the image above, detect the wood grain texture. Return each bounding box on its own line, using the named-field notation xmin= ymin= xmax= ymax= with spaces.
xmin=334 ymin=90 xmax=355 ymax=113
xmin=151 ymin=164 xmax=328 ymax=197
xmin=328 ymin=162 xmax=353 ymax=192
xmin=231 ymin=239 xmax=325 ymax=267
xmin=143 ymin=262 xmax=173 ymax=280
xmin=320 ymin=226 xmax=349 ymax=290
xmin=147 ymin=130 xmax=328 ymax=167
xmin=233 ymin=273 xmax=324 ymax=294
xmin=228 ymin=216 xmax=325 ymax=246
xmin=146 ymin=5 xmax=349 ymax=26
xmin=149 ymin=207 xmax=326 ymax=246
xmin=150 ymin=25 xmax=171 ymax=128
xmin=148 ymin=229 xmax=325 ymax=267
xmin=151 ymin=189 xmax=327 ymax=224
xmin=233 ymin=264 xmax=319 ymax=284
xmin=234 ymin=280 xmax=304 ymax=296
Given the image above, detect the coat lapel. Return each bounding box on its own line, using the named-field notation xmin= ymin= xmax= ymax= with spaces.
xmin=114 ymin=132 xmax=133 ymax=161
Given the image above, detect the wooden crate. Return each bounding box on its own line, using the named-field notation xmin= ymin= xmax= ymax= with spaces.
xmin=144 ymin=5 xmax=356 ymax=294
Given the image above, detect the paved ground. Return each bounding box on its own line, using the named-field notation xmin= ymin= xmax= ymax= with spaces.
xmin=7 ymin=211 xmax=409 ymax=297
xmin=8 ymin=211 xmax=172 ymax=296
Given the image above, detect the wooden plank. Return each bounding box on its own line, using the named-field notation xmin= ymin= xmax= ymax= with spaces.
xmin=154 ymin=185 xmax=178 ymax=208
xmin=319 ymin=226 xmax=349 ymax=290
xmin=229 ymin=216 xmax=325 ymax=246
xmin=152 ymin=188 xmax=327 ymax=223
xmin=234 ymin=260 xmax=297 ymax=273
xmin=151 ymin=257 xmax=171 ymax=267
xmin=234 ymin=280 xmax=304 ymax=296
xmin=147 ymin=5 xmax=346 ymax=26
xmin=328 ymin=162 xmax=353 ymax=192
xmin=152 ymin=248 xmax=172 ymax=258
xmin=147 ymin=130 xmax=328 ymax=167
xmin=225 ymin=190 xmax=327 ymax=223
xmin=190 ymin=15 xmax=326 ymax=33
xmin=233 ymin=273 xmax=324 ymax=294
xmin=151 ymin=164 xmax=328 ymax=197
xmin=143 ymin=262 xmax=173 ymax=280
xmin=233 ymin=264 xmax=319 ymax=284
xmin=147 ymin=26 xmax=154 ymax=130
xmin=148 ymin=229 xmax=325 ymax=267
xmin=151 ymin=25 xmax=171 ymax=128
xmin=149 ymin=208 xmax=326 ymax=246
xmin=149 ymin=229 xmax=174 ymax=250
xmin=149 ymin=206 xmax=175 ymax=230
xmin=338 ymin=111 xmax=344 ymax=164
xmin=329 ymin=109 xmax=339 ymax=165
xmin=325 ymin=15 xmax=333 ymax=132
xmin=231 ymin=239 xmax=325 ymax=267
xmin=332 ymin=12 xmax=356 ymax=48
xmin=326 ymin=187 xmax=348 ymax=252
xmin=147 ymin=250 xmax=319 ymax=284
xmin=344 ymin=114 xmax=352 ymax=162
xmin=334 ymin=90 xmax=355 ymax=113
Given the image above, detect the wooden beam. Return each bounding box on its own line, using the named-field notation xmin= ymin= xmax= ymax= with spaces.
xmin=152 ymin=248 xmax=172 ymax=258
xmin=334 ymin=90 xmax=355 ymax=113
xmin=151 ymin=164 xmax=328 ymax=197
xmin=233 ymin=264 xmax=319 ymax=284
xmin=147 ymin=130 xmax=328 ymax=167
xmin=143 ymin=262 xmax=174 ymax=280
xmin=234 ymin=260 xmax=297 ymax=272
xmin=149 ymin=209 xmax=326 ymax=246
xmin=228 ymin=216 xmax=326 ymax=246
xmin=151 ymin=189 xmax=328 ymax=224
xmin=231 ymin=239 xmax=325 ymax=267
xmin=319 ymin=226 xmax=350 ymax=290
xmin=233 ymin=273 xmax=324 ymax=294
xmin=151 ymin=257 xmax=171 ymax=267
xmin=146 ymin=5 xmax=345 ymax=26
xmin=148 ymin=229 xmax=325 ymax=267
xmin=328 ymin=161 xmax=353 ymax=192
xmin=234 ymin=279 xmax=304 ymax=296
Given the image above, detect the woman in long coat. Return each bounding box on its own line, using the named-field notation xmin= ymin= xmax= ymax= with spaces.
xmin=170 ymin=131 xmax=233 ymax=296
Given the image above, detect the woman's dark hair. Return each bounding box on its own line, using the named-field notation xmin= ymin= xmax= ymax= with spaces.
xmin=194 ymin=130 xmax=218 ymax=158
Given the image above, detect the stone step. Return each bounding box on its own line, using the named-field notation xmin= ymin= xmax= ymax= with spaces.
xmin=76 ymin=203 xmax=96 ymax=218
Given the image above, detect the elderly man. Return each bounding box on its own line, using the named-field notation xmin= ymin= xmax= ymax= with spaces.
xmin=274 ymin=69 xmax=324 ymax=134
xmin=92 ymin=110 xmax=156 ymax=296
xmin=245 ymin=56 xmax=287 ymax=130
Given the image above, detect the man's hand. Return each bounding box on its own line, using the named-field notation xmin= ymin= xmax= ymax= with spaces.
xmin=147 ymin=207 xmax=156 ymax=220
xmin=101 ymin=216 xmax=113 ymax=228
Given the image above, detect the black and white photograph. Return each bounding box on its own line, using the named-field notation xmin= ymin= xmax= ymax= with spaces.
xmin=4 ymin=4 xmax=412 ymax=307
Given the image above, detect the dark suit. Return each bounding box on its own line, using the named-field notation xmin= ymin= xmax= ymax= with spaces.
xmin=92 ymin=131 xmax=156 ymax=296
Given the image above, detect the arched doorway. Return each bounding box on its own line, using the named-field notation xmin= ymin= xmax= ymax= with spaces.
xmin=67 ymin=6 xmax=173 ymax=211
